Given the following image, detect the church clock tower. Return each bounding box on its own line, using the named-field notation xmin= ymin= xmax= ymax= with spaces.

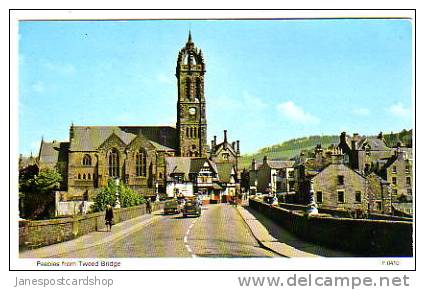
xmin=176 ymin=32 xmax=207 ymax=157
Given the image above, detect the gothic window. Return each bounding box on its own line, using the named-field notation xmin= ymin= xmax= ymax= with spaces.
xmin=78 ymin=173 xmax=81 ymax=179
xmin=186 ymin=127 xmax=190 ymax=137
xmin=186 ymin=78 xmax=191 ymax=99
xmin=196 ymin=78 xmax=202 ymax=97
xmin=337 ymin=191 xmax=345 ymax=203
xmin=136 ymin=149 xmax=147 ymax=177
xmin=82 ymin=154 xmax=92 ymax=166
xmin=88 ymin=173 xmax=91 ymax=180
xmin=83 ymin=173 xmax=86 ymax=180
xmin=194 ymin=127 xmax=197 ymax=138
xmin=108 ymin=148 xmax=120 ymax=178
xmin=337 ymin=175 xmax=344 ymax=185
xmin=316 ymin=191 xmax=323 ymax=203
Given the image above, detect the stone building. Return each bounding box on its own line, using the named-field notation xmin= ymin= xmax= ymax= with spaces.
xmin=311 ymin=153 xmax=368 ymax=213
xmin=209 ymin=130 xmax=240 ymax=167
xmin=249 ymin=156 xmax=295 ymax=195
xmin=28 ymin=33 xmax=241 ymax=203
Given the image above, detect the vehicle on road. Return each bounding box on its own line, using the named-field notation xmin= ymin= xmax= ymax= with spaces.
xmin=182 ymin=198 xmax=201 ymax=217
xmin=164 ymin=199 xmax=181 ymax=215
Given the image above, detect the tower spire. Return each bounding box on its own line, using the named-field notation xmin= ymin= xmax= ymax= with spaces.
xmin=188 ymin=30 xmax=192 ymax=43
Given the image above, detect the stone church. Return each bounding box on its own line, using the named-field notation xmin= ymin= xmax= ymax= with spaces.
xmin=33 ymin=32 xmax=240 ymax=201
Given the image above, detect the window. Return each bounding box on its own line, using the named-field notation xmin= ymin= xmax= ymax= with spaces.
xmin=108 ymin=148 xmax=120 ymax=177
xmin=83 ymin=173 xmax=86 ymax=180
xmin=392 ymin=177 xmax=397 ymax=185
xmin=82 ymin=154 xmax=92 ymax=166
xmin=355 ymin=191 xmax=362 ymax=203
xmin=186 ymin=127 xmax=190 ymax=138
xmin=337 ymin=175 xmax=344 ymax=185
xmin=316 ymin=191 xmax=323 ymax=203
xmin=159 ymin=172 xmax=163 ymax=179
xmin=88 ymin=173 xmax=91 ymax=180
xmin=405 ymin=164 xmax=410 ymax=173
xmin=136 ymin=150 xmax=147 ymax=177
xmin=337 ymin=191 xmax=345 ymax=203
xmin=78 ymin=173 xmax=81 ymax=179
xmin=392 ymin=188 xmax=398 ymax=195
xmin=406 ymin=176 xmax=411 ymax=186
xmin=392 ymin=166 xmax=397 ymax=173
xmin=376 ymin=201 xmax=382 ymax=211
xmin=222 ymin=153 xmax=229 ymax=160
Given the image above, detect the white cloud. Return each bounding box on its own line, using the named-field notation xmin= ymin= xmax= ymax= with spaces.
xmin=156 ymin=73 xmax=174 ymax=85
xmin=43 ymin=61 xmax=76 ymax=75
xmin=32 ymin=81 xmax=45 ymax=93
xmin=388 ymin=102 xmax=411 ymax=118
xmin=277 ymin=101 xmax=320 ymax=124
xmin=352 ymin=108 xmax=370 ymax=116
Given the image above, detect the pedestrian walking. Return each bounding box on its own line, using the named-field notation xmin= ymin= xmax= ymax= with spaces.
xmin=146 ymin=198 xmax=152 ymax=214
xmin=105 ymin=204 xmax=114 ymax=232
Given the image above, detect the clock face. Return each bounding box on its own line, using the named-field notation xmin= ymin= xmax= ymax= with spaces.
xmin=189 ymin=107 xmax=197 ymax=115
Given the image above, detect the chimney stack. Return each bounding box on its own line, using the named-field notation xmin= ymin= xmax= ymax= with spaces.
xmin=232 ymin=141 xmax=236 ymax=149
xmin=251 ymin=159 xmax=257 ymax=170
xmin=224 ymin=130 xmax=228 ymax=143
xmin=213 ymin=135 xmax=217 ymax=147
xmin=236 ymin=140 xmax=240 ymax=154
xmin=378 ymin=132 xmax=383 ymax=140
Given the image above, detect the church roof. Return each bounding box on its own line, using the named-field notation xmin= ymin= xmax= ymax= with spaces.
xmin=39 ymin=140 xmax=69 ymax=168
xmin=69 ymin=126 xmax=177 ymax=152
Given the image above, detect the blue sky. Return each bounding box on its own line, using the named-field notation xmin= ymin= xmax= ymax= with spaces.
xmin=19 ymin=19 xmax=413 ymax=155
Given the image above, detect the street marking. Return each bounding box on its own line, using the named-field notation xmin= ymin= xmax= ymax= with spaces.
xmin=183 ymin=216 xmax=200 ymax=258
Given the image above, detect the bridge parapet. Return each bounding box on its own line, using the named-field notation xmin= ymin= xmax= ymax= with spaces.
xmin=249 ymin=198 xmax=413 ymax=257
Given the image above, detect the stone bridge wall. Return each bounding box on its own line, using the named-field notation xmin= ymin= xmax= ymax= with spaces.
xmin=19 ymin=203 xmax=162 ymax=250
xmin=250 ymin=199 xmax=413 ymax=257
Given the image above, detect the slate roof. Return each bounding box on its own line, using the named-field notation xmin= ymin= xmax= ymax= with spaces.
xmin=266 ymin=160 xmax=295 ymax=169
xmin=357 ymin=137 xmax=390 ymax=151
xmin=39 ymin=140 xmax=69 ymax=168
xmin=70 ymin=126 xmax=177 ymax=152
xmin=165 ymin=157 xmax=218 ymax=181
xmin=216 ymin=163 xmax=235 ymax=183
xmin=166 ymin=157 xmax=192 ymax=180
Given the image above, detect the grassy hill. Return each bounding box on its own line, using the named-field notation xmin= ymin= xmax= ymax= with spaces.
xmin=238 ymin=129 xmax=412 ymax=170
xmin=239 ymin=135 xmax=340 ymax=169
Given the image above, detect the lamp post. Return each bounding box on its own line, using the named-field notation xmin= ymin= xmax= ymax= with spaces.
xmin=114 ymin=177 xmax=121 ymax=208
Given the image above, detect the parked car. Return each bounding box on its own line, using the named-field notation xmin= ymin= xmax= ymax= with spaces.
xmin=182 ymin=198 xmax=201 ymax=217
xmin=164 ymin=199 xmax=180 ymax=215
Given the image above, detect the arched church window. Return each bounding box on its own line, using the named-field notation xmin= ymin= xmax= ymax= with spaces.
xmin=78 ymin=173 xmax=81 ymax=179
xmin=108 ymin=148 xmax=120 ymax=178
xmin=88 ymin=173 xmax=91 ymax=180
xmin=136 ymin=149 xmax=147 ymax=177
xmin=83 ymin=173 xmax=86 ymax=180
xmin=186 ymin=78 xmax=191 ymax=99
xmin=196 ymin=78 xmax=202 ymax=97
xmin=82 ymin=154 xmax=92 ymax=166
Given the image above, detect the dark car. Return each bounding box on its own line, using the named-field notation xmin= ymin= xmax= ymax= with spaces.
xmin=182 ymin=199 xmax=201 ymax=217
xmin=164 ymin=199 xmax=180 ymax=215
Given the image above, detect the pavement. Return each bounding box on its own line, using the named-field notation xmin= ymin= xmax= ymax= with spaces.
xmin=21 ymin=204 xmax=276 ymax=258
xmin=236 ymin=202 xmax=352 ymax=257
xmin=20 ymin=210 xmax=163 ymax=258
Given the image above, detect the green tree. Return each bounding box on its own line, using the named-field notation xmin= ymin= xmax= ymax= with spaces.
xmin=93 ymin=180 xmax=145 ymax=212
xmin=20 ymin=168 xmax=62 ymax=219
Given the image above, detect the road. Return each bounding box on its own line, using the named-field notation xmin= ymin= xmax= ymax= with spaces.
xmin=53 ymin=204 xmax=277 ymax=258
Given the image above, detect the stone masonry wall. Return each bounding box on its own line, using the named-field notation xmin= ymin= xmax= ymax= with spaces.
xmin=19 ymin=203 xmax=162 ymax=250
xmin=250 ymin=198 xmax=413 ymax=257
